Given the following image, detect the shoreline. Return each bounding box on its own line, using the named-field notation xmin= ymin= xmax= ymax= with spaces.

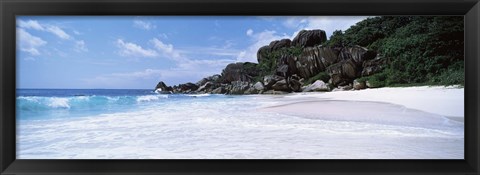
xmin=257 ymin=85 xmax=464 ymax=119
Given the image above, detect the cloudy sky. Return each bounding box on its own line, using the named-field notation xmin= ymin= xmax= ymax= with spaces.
xmin=16 ymin=16 xmax=368 ymax=89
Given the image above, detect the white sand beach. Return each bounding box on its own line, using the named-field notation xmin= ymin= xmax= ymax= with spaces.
xmin=260 ymin=85 xmax=464 ymax=118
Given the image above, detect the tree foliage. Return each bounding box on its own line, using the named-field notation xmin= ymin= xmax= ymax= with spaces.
xmin=326 ymin=16 xmax=464 ymax=86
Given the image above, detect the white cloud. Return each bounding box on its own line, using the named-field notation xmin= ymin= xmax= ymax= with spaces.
xmin=133 ymin=19 xmax=156 ymax=30
xmin=282 ymin=16 xmax=370 ymax=39
xmin=17 ymin=28 xmax=47 ymax=56
xmin=74 ymin=40 xmax=88 ymax=52
xmin=108 ymin=36 xmax=239 ymax=86
xmin=45 ymin=25 xmax=71 ymax=40
xmin=246 ymin=29 xmax=253 ymax=36
xmin=150 ymin=38 xmax=182 ymax=60
xmin=18 ymin=20 xmax=71 ymax=40
xmin=236 ymin=30 xmax=289 ymax=63
xmin=116 ymin=39 xmax=158 ymax=58
xmin=17 ymin=19 xmax=87 ymax=58
xmin=18 ymin=20 xmax=45 ymax=30
xmin=107 ymin=37 xmax=236 ymax=86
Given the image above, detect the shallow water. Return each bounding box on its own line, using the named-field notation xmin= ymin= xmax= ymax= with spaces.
xmin=16 ymin=89 xmax=464 ymax=159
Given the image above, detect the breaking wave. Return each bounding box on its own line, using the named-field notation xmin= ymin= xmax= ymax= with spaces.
xmin=16 ymin=95 xmax=172 ymax=111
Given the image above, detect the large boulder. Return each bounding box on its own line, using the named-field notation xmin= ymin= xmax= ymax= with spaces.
xmin=269 ymin=39 xmax=291 ymax=51
xmin=174 ymin=82 xmax=198 ymax=93
xmin=275 ymin=54 xmax=298 ymax=77
xmin=292 ymin=30 xmax=327 ymax=47
xmin=338 ymin=46 xmax=376 ymax=65
xmin=326 ymin=59 xmax=358 ymax=86
xmin=211 ymin=86 xmax=227 ymax=94
xmin=257 ymin=45 xmax=271 ymax=64
xmin=302 ymin=80 xmax=330 ymax=92
xmin=293 ymin=45 xmax=339 ymax=79
xmin=263 ymin=75 xmax=284 ymax=89
xmin=257 ymin=39 xmax=292 ymax=64
xmin=287 ymin=77 xmax=302 ymax=92
xmin=253 ymin=82 xmax=264 ymax=91
xmin=295 ymin=51 xmax=324 ymax=79
xmin=362 ymin=55 xmax=387 ymax=76
xmin=196 ymin=74 xmax=221 ymax=86
xmin=228 ymin=81 xmax=250 ymax=95
xmin=271 ymin=79 xmax=290 ymax=91
xmin=342 ymin=45 xmax=376 ymax=66
xmin=220 ymin=62 xmax=260 ymax=83
xmin=353 ymin=79 xmax=366 ymax=90
xmin=196 ymin=82 xmax=216 ymax=93
xmin=154 ymin=81 xmax=172 ymax=92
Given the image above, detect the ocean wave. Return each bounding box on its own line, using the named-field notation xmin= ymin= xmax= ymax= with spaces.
xmin=47 ymin=97 xmax=71 ymax=109
xmin=17 ymin=94 xmax=170 ymax=111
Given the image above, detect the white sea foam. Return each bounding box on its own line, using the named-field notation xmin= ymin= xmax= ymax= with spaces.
xmin=47 ymin=97 xmax=70 ymax=109
xmin=17 ymin=92 xmax=464 ymax=159
xmin=136 ymin=95 xmax=168 ymax=102
xmin=74 ymin=96 xmax=91 ymax=101
xmin=186 ymin=94 xmax=211 ymax=97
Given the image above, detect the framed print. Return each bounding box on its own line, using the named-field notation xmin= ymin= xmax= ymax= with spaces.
xmin=1 ymin=0 xmax=479 ymax=174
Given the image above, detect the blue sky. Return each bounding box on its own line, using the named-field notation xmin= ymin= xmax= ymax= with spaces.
xmin=16 ymin=16 xmax=368 ymax=89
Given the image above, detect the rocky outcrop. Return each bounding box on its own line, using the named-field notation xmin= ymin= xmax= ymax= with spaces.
xmin=325 ymin=59 xmax=358 ymax=86
xmin=257 ymin=46 xmax=271 ymax=64
xmin=287 ymin=77 xmax=302 ymax=92
xmin=292 ymin=30 xmax=327 ymax=47
xmin=353 ymin=79 xmax=366 ymax=90
xmin=271 ymin=79 xmax=290 ymax=92
xmin=302 ymin=80 xmax=330 ymax=92
xmin=196 ymin=82 xmax=216 ymax=93
xmin=173 ymin=83 xmax=198 ymax=93
xmin=362 ymin=55 xmax=387 ymax=76
xmin=263 ymin=75 xmax=284 ymax=89
xmin=253 ymin=82 xmax=264 ymax=91
xmin=269 ymin=39 xmax=291 ymax=51
xmin=211 ymin=86 xmax=227 ymax=94
xmin=220 ymin=62 xmax=260 ymax=83
xmin=339 ymin=46 xmax=376 ymax=66
xmin=270 ymin=44 xmax=376 ymax=87
xmin=228 ymin=81 xmax=250 ymax=95
xmin=158 ymin=28 xmax=390 ymax=95
xmin=155 ymin=81 xmax=173 ymax=92
xmin=257 ymin=39 xmax=292 ymax=63
xmin=196 ymin=74 xmax=221 ymax=86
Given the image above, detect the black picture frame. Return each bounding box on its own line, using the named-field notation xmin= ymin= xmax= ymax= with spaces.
xmin=1 ymin=0 xmax=479 ymax=174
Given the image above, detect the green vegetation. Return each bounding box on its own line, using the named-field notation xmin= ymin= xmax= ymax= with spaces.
xmin=326 ymin=16 xmax=464 ymax=86
xmin=357 ymin=72 xmax=387 ymax=88
xmin=304 ymin=72 xmax=330 ymax=85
